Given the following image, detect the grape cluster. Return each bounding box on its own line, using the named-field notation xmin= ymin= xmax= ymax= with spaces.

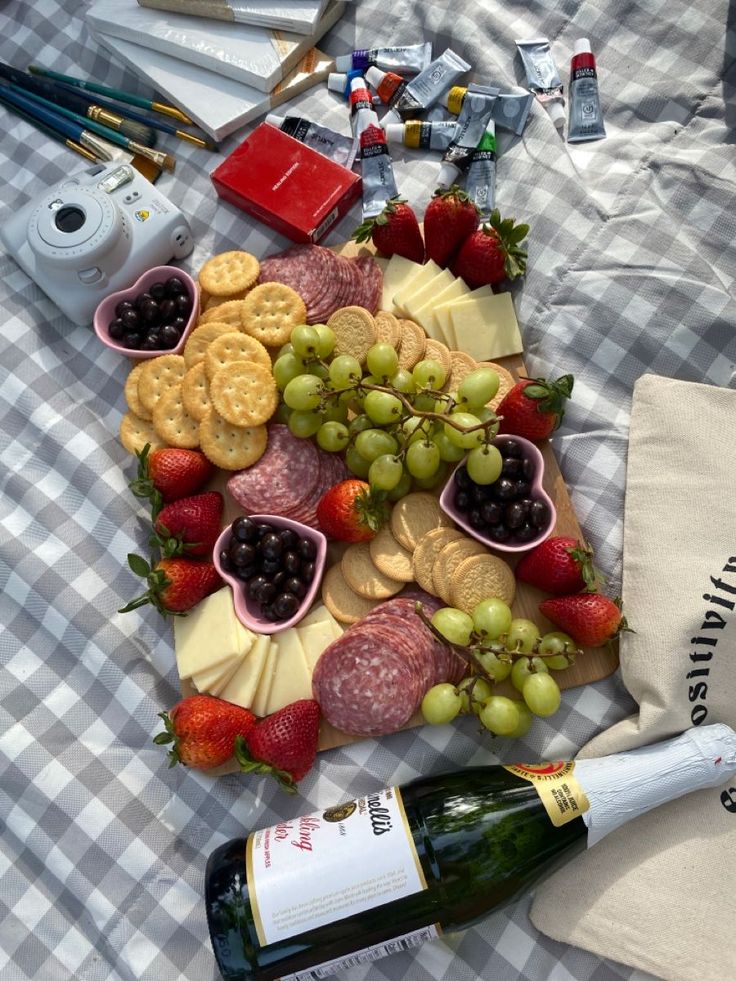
xmin=107 ymin=276 xmax=193 ymax=351
xmin=272 ymin=325 xmax=503 ymax=502
xmin=420 ymin=599 xmax=580 ymax=737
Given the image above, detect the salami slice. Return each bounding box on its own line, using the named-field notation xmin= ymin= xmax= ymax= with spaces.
xmin=227 ymin=424 xmax=320 ymax=515
xmin=354 ymin=255 xmax=383 ymax=313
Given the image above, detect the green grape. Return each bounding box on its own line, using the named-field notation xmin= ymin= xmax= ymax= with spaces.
xmin=475 ymin=650 xmax=513 ymax=682
xmin=475 ymin=407 xmax=499 ymax=429
xmin=431 ymin=607 xmax=474 ymax=646
xmin=345 ymin=446 xmax=371 ymax=478
xmin=478 ymin=696 xmax=521 ymax=736
xmin=321 ymin=400 xmax=349 ymax=424
xmin=398 ymin=416 xmax=426 ymax=443
xmin=386 ymin=468 xmax=413 ymax=501
xmin=288 ymin=410 xmax=323 ymax=438
xmin=355 ymin=428 xmax=398 ymax=463
xmin=466 ymin=444 xmax=503 ymax=485
xmin=544 ymin=654 xmax=575 ymax=670
xmin=412 ymin=359 xmax=446 ymax=390
xmin=366 ymin=343 xmax=399 ymax=379
xmin=306 ymin=362 xmax=329 ymax=379
xmin=506 ymin=700 xmax=534 ymax=738
xmin=510 ymin=656 xmax=548 ymax=692
xmin=273 ymin=402 xmax=291 ymax=425
xmin=329 ymin=354 xmax=362 ymax=387
xmin=457 ymin=676 xmax=493 ymax=714
xmin=272 ymin=353 xmax=305 ymax=391
xmin=412 ymin=460 xmax=449 ymax=490
xmin=457 ymin=367 xmax=500 ymax=409
xmin=291 ymin=324 xmax=321 ymax=358
xmin=538 ymin=631 xmax=577 ymax=658
xmin=506 ymin=618 xmax=541 ymax=653
xmin=364 ymin=390 xmax=403 ymax=425
xmin=405 ymin=440 xmax=441 ymax=479
xmin=413 ymin=392 xmax=438 ymax=412
xmin=278 ymin=342 xmax=294 ymax=357
xmin=421 ymin=683 xmax=462 ymax=725
xmin=433 ymin=428 xmax=466 ymax=463
xmin=312 ymin=324 xmax=336 ymax=358
xmin=443 ymin=412 xmax=485 ymax=449
xmin=369 ymin=454 xmax=403 ymax=491
xmin=389 ymin=368 xmax=416 ymax=394
xmin=283 ymin=374 xmax=323 ymax=411
xmin=316 ymin=421 xmax=349 ymax=453
xmin=522 ymin=672 xmax=561 ymax=717
xmin=348 ymin=413 xmax=373 ymax=435
xmin=472 ymin=598 xmax=513 ymax=641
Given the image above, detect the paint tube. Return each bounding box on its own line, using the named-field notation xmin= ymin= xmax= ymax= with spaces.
xmin=464 ymin=120 xmax=497 ymax=219
xmin=437 ymin=83 xmax=499 ymax=188
xmin=568 ymin=38 xmax=606 ymax=142
xmin=265 ymin=114 xmax=358 ymax=169
xmin=334 ymin=42 xmax=432 ymax=75
xmin=348 ymin=76 xmax=399 ymax=219
xmin=364 ymin=66 xmax=408 ymax=109
xmin=444 ymin=85 xmax=534 ymax=136
xmin=515 ymin=37 xmax=566 ymax=131
xmin=380 ymin=48 xmax=471 ymax=127
xmin=384 ymin=119 xmax=458 ymax=151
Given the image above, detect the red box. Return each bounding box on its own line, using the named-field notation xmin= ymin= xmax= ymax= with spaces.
xmin=211 ymin=123 xmax=362 ymax=244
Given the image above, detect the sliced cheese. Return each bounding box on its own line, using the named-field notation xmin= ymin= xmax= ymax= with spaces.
xmin=219 ymin=634 xmax=270 ymax=710
xmin=401 ymin=268 xmax=455 ymax=325
xmin=297 ymin=620 xmax=337 ymax=673
xmin=380 ymin=254 xmax=423 ymax=314
xmin=265 ymin=628 xmax=313 ymax=715
xmin=432 ymin=286 xmax=494 ymax=348
xmin=190 ymin=652 xmax=242 ymax=695
xmin=173 ymin=587 xmax=254 ymax=679
xmin=392 ymin=259 xmax=441 ymax=315
xmin=299 ymin=604 xmax=332 ymax=629
xmin=413 ymin=277 xmax=469 ymax=339
xmin=251 ymin=639 xmax=279 ymax=718
xmin=449 ymin=292 xmax=523 ymax=361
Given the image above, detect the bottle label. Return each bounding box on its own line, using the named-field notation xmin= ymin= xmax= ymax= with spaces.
xmin=504 ymin=762 xmax=590 ymax=827
xmin=279 ymin=924 xmax=440 ymax=980
xmin=245 ymin=787 xmax=426 ymax=946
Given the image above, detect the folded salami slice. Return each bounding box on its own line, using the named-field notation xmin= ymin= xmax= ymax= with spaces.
xmin=227 ymin=424 xmax=320 ymax=516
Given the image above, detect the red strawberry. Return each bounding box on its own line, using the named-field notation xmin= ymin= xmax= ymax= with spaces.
xmin=353 ymin=196 xmax=425 ymax=263
xmin=236 ymin=699 xmax=321 ymax=791
xmin=152 ymin=491 xmax=224 ymax=558
xmin=515 ymin=536 xmax=601 ymax=595
xmin=539 ymin=594 xmax=628 ymax=648
xmin=119 ymin=555 xmax=222 ymax=615
xmin=451 ymin=209 xmax=529 ymax=287
xmin=424 ymin=186 xmax=479 ymax=267
xmin=154 ymin=694 xmax=256 ymax=769
xmin=316 ymin=479 xmax=387 ymax=542
xmin=496 ymin=375 xmax=574 ymax=442
xmin=130 ymin=443 xmax=215 ymax=516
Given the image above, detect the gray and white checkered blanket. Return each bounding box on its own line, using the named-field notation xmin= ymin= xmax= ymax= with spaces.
xmin=2 ymin=0 xmax=734 ymax=978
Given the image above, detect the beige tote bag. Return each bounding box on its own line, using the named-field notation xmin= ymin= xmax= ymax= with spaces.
xmin=531 ymin=374 xmax=736 ymax=981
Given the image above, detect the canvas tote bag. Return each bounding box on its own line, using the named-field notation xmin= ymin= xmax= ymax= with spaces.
xmin=530 ymin=373 xmax=736 ymax=981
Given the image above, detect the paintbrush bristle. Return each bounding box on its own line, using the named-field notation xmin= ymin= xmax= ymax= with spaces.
xmin=119 ymin=117 xmax=157 ymax=147
xmin=130 ymin=154 xmax=162 ymax=184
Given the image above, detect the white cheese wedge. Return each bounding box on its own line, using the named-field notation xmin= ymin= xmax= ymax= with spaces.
xmin=432 ymin=286 xmax=494 ymax=348
xmin=297 ymin=619 xmax=337 ymax=673
xmin=413 ymin=277 xmax=469 ymax=339
xmin=174 ymin=587 xmax=254 ymax=679
xmin=190 ymin=652 xmax=242 ymax=696
xmin=401 ymin=268 xmax=455 ymax=326
xmin=380 ymin=254 xmax=423 ymax=314
xmin=219 ymin=634 xmax=270 ymax=710
xmin=265 ymin=628 xmax=313 ymax=715
xmin=251 ymin=639 xmax=279 ymax=718
xmin=392 ymin=259 xmax=441 ymax=315
xmin=449 ymin=293 xmax=523 ymax=361
xmin=300 ymin=603 xmax=344 ymax=640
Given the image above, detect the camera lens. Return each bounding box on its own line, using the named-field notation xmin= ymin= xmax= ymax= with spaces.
xmin=54 ymin=205 xmax=86 ymax=233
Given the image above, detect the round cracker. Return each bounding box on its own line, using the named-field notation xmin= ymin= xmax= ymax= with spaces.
xmin=138 ymin=354 xmax=186 ymax=413
xmin=412 ymin=526 xmax=465 ymax=595
xmin=321 ymin=563 xmax=379 ymax=624
xmin=203 ymin=290 xmax=248 ymax=314
xmin=183 ymin=322 xmax=235 ymax=369
xmin=200 ymin=298 xmax=248 ymax=327
xmin=152 ymin=382 xmax=200 ymax=449
xmin=424 ymin=338 xmax=452 ymax=380
xmin=481 ymin=361 xmax=516 ymax=411
xmin=374 ymin=310 xmax=401 ymax=349
xmin=120 ymin=411 xmax=166 ymax=455
xmin=449 ymin=552 xmax=516 ymax=614
xmin=199 ymin=407 xmax=268 ymax=470
xmin=432 ymin=537 xmax=487 ymax=605
xmin=199 ymin=250 xmax=259 ymax=297
xmin=327 ymin=306 xmax=377 ymax=364
xmin=124 ymin=361 xmax=151 ymax=420
xmin=240 ymin=282 xmax=306 ymax=347
xmin=181 ymin=362 xmax=212 ymax=422
xmin=390 ymin=492 xmax=452 ymax=552
xmin=205 ymin=331 xmax=271 ymax=381
xmin=368 ymin=525 xmax=415 ymax=583
xmin=209 ymin=361 xmax=278 ymax=427
xmin=341 ymin=542 xmax=403 ymax=599
xmin=397 ymin=318 xmax=426 ymax=370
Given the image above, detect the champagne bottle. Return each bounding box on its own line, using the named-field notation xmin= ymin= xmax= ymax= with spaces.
xmin=205 ymin=724 xmax=736 ymax=981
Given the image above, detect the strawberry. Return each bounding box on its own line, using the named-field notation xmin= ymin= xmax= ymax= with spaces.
xmin=130 ymin=443 xmax=215 ymax=517
xmin=119 ymin=555 xmax=222 ymax=615
xmin=152 ymin=491 xmax=224 ymax=558
xmin=515 ymin=536 xmax=601 ymax=595
xmin=496 ymin=375 xmax=574 ymax=442
xmin=316 ymin=479 xmax=387 ymax=542
xmin=424 ymin=186 xmax=479 ymax=268
xmin=154 ymin=694 xmax=256 ymax=769
xmin=451 ymin=209 xmax=529 ymax=287
xmin=539 ymin=594 xmax=628 ymax=648
xmin=353 ymin=196 xmax=425 ymax=263
xmin=235 ymin=699 xmax=321 ymax=792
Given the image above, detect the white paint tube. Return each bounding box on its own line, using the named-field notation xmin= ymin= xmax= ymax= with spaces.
xmin=265 ymin=114 xmax=358 ymax=169
xmin=348 ymin=76 xmax=399 ymax=219
xmin=383 ymin=119 xmax=458 ymax=151
xmin=437 ymin=83 xmax=499 ymax=188
xmin=380 ymin=48 xmax=471 ymax=128
xmin=443 ymin=85 xmax=534 ymax=136
xmin=568 ymin=38 xmax=606 ymax=142
xmin=515 ymin=37 xmax=566 ymax=131
xmin=464 ymin=120 xmax=497 ymax=219
xmin=334 ymin=42 xmax=432 ymax=75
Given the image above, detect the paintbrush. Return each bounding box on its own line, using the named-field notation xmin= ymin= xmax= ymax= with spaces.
xmin=0 ymin=62 xmax=157 ymax=146
xmin=1 ymin=93 xmax=97 ymax=162
xmin=0 ymin=86 xmax=162 ymax=182
xmin=0 ymin=81 xmax=175 ymax=172
xmin=28 ymin=64 xmax=195 ymax=126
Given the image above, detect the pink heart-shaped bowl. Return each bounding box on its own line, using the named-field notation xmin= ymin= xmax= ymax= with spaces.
xmin=439 ymin=435 xmax=556 ymax=554
xmin=93 ymin=265 xmax=199 ymax=359
xmin=213 ymin=514 xmax=327 ymax=635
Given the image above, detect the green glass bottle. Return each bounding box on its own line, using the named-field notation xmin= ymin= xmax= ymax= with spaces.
xmin=205 ymin=724 xmax=736 ymax=981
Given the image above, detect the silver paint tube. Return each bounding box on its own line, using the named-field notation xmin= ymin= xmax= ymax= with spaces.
xmin=437 ymin=83 xmax=499 ymax=188
xmin=334 ymin=42 xmax=432 ymax=75
xmin=349 ymin=76 xmax=399 ymax=219
xmin=568 ymin=38 xmax=606 ymax=142
xmin=444 ymin=85 xmax=534 ymax=136
xmin=464 ymin=120 xmax=497 ymax=220
xmin=380 ymin=48 xmax=471 ymax=127
xmin=384 ymin=119 xmax=458 ymax=151
xmin=515 ymin=37 xmax=566 ymax=131
xmin=265 ymin=114 xmax=358 ymax=169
